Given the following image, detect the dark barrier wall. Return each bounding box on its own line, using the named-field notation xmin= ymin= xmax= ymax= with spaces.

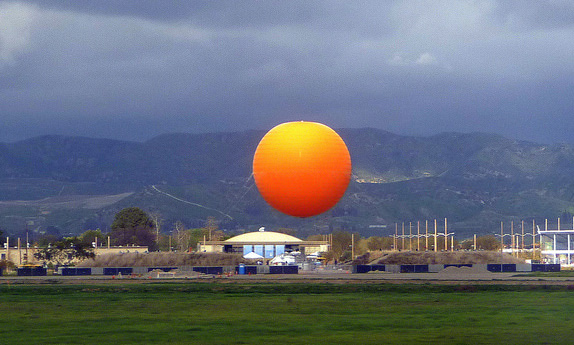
xmin=414 ymin=265 xmax=429 ymax=273
xmin=60 ymin=267 xmax=76 ymax=276
xmin=530 ymin=264 xmax=561 ymax=272
xmin=371 ymin=265 xmax=385 ymax=272
xmin=444 ymin=264 xmax=472 ymax=268
xmin=269 ymin=265 xmax=299 ymax=274
xmin=487 ymin=264 xmax=502 ymax=272
xmin=546 ymin=264 xmax=561 ymax=272
xmin=76 ymin=268 xmax=92 ymax=276
xmin=354 ymin=265 xmax=371 ymax=274
xmin=354 ymin=263 xmax=561 ymax=273
xmin=269 ymin=266 xmax=282 ymax=274
xmin=17 ymin=267 xmax=47 ymax=276
xmin=400 ymin=265 xmax=415 ymax=273
xmin=193 ymin=266 xmax=224 ymax=275
xmin=531 ymin=264 xmax=545 ymax=272
xmin=148 ymin=267 xmax=178 ymax=272
xmin=283 ymin=265 xmax=298 ymax=274
xmin=103 ymin=267 xmax=133 ymax=276
xmin=60 ymin=267 xmax=92 ymax=276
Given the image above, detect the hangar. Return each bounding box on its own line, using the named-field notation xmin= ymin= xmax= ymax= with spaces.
xmin=198 ymin=230 xmax=330 ymax=259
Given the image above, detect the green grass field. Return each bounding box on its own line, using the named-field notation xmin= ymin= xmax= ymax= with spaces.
xmin=1 ymin=282 xmax=573 ymax=344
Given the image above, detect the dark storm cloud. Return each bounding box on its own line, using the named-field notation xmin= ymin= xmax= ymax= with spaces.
xmin=0 ymin=1 xmax=573 ymax=143
xmin=23 ymin=0 xmax=329 ymax=27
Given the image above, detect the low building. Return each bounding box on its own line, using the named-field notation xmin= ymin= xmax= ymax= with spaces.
xmin=1 ymin=241 xmax=148 ymax=266
xmin=539 ymin=229 xmax=574 ymax=266
xmin=198 ymin=230 xmax=330 ymax=259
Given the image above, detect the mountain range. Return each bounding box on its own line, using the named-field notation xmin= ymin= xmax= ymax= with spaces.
xmin=1 ymin=128 xmax=574 ymax=240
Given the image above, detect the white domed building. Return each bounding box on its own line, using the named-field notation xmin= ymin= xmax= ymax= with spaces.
xmin=199 ymin=229 xmax=330 ymax=259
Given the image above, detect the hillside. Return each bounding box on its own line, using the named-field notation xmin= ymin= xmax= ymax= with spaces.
xmin=2 ymin=129 xmax=574 ymax=239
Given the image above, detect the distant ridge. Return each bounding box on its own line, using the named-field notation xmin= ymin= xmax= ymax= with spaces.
xmin=1 ymin=128 xmax=574 ymax=238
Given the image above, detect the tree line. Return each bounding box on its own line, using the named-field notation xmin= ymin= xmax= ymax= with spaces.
xmin=24 ymin=206 xmax=502 ymax=266
xmin=31 ymin=207 xmax=226 ymax=266
xmin=309 ymin=231 xmax=501 ymax=263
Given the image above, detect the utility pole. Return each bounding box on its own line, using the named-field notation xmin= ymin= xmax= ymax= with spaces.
xmin=206 ymin=216 xmax=217 ymax=241
xmin=521 ymin=220 xmax=524 ymax=253
xmin=532 ymin=219 xmax=536 ymax=261
xmin=425 ymin=220 xmax=429 ymax=251
xmin=25 ymin=225 xmax=29 ymax=265
xmin=417 ymin=221 xmax=420 ymax=252
xmin=444 ymin=218 xmax=448 ymax=251
xmin=5 ymin=237 xmax=9 ymax=262
xmin=409 ymin=222 xmax=412 ymax=251
xmin=511 ymin=221 xmax=514 ymax=257
xmin=351 ymin=233 xmax=355 ymax=260
xmin=402 ymin=222 xmax=405 ymax=251
xmin=434 ymin=219 xmax=437 ymax=252
xmin=500 ymin=222 xmax=504 ymax=253
xmin=394 ymin=223 xmax=398 ymax=251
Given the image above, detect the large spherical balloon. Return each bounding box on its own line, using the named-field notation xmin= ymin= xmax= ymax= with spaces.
xmin=253 ymin=121 xmax=352 ymax=218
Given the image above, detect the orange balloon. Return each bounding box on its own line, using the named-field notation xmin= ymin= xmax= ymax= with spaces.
xmin=253 ymin=121 xmax=352 ymax=218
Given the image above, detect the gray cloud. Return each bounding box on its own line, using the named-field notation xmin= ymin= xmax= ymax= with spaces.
xmin=0 ymin=0 xmax=573 ymax=143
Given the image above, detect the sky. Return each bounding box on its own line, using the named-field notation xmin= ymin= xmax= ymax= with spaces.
xmin=0 ymin=0 xmax=573 ymax=143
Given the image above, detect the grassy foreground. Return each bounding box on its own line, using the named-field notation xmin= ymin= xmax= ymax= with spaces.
xmin=0 ymin=283 xmax=573 ymax=344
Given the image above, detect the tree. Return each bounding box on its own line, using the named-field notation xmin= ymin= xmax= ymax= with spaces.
xmin=78 ymin=229 xmax=106 ymax=247
xmin=34 ymin=237 xmax=95 ymax=266
xmin=476 ymin=235 xmax=501 ymax=251
xmin=366 ymin=236 xmax=384 ymax=251
xmin=325 ymin=231 xmax=361 ymax=262
xmin=111 ymin=207 xmax=154 ymax=231
xmin=187 ymin=228 xmax=209 ymax=252
xmin=306 ymin=234 xmax=324 ymax=241
xmin=173 ymin=221 xmax=190 ymax=252
xmin=149 ymin=212 xmax=163 ymax=246
xmin=110 ymin=207 xmax=156 ymax=249
xmin=36 ymin=234 xmax=62 ymax=247
xmin=460 ymin=235 xmax=501 ymax=251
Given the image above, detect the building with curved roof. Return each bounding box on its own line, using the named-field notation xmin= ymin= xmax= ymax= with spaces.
xmin=199 ymin=230 xmax=329 ymax=259
xmin=224 ymin=231 xmax=303 ymax=244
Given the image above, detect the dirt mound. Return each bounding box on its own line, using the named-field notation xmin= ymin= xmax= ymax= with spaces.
xmin=438 ymin=265 xmax=493 ymax=275
xmin=78 ymin=252 xmax=243 ymax=267
xmin=371 ymin=251 xmax=524 ymax=265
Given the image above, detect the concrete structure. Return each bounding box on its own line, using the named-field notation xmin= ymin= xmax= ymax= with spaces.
xmin=198 ymin=230 xmax=329 ymax=258
xmin=1 ymin=238 xmax=148 ymax=266
xmin=539 ymin=229 xmax=574 ymax=266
